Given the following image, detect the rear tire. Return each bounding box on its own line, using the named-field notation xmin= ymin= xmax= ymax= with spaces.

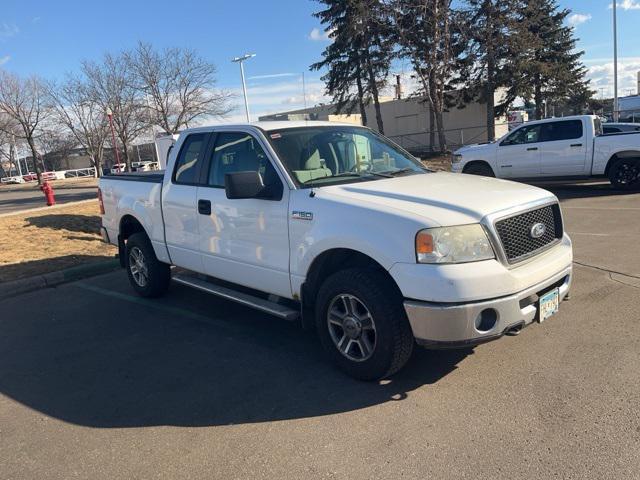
xmin=463 ymin=163 xmax=495 ymax=177
xmin=315 ymin=268 xmax=414 ymax=381
xmin=609 ymin=159 xmax=640 ymax=190
xmin=125 ymin=232 xmax=171 ymax=298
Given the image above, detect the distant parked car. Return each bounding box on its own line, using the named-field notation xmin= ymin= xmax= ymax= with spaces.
xmin=22 ymin=172 xmax=38 ymax=182
xmin=132 ymin=161 xmax=159 ymax=172
xmin=110 ymin=163 xmax=127 ymax=174
xmin=1 ymin=176 xmax=25 ymax=184
xmin=602 ymin=122 xmax=640 ymax=135
xmin=41 ymin=172 xmax=57 ymax=181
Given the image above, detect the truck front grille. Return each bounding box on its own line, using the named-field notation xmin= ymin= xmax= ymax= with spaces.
xmin=494 ymin=204 xmax=563 ymax=264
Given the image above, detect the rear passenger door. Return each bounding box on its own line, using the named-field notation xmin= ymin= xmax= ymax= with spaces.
xmin=196 ymin=130 xmax=292 ymax=298
xmin=539 ymin=120 xmax=587 ymax=176
xmin=161 ymin=132 xmax=210 ymax=274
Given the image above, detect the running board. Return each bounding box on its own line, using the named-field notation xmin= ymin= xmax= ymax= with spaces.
xmin=172 ymin=273 xmax=300 ymax=321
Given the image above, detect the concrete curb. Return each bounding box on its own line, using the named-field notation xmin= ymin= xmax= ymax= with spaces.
xmin=0 ymin=199 xmax=97 ymax=219
xmin=0 ymin=258 xmax=120 ymax=301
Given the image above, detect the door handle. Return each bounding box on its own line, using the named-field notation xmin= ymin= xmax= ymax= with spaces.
xmin=570 ymin=143 xmax=583 ymax=147
xmin=198 ymin=199 xmax=211 ymax=215
xmin=526 ymin=147 xmax=538 ymax=151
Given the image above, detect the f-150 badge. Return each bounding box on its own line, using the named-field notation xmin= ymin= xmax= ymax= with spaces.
xmin=292 ymin=211 xmax=313 ymax=221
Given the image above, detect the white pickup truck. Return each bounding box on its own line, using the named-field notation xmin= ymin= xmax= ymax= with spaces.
xmin=99 ymin=122 xmax=573 ymax=380
xmin=452 ymin=115 xmax=640 ymax=189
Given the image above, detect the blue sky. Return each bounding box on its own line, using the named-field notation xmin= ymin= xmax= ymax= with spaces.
xmin=1 ymin=0 xmax=639 ymax=121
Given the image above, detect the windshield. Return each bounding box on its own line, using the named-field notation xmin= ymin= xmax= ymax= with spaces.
xmin=265 ymin=126 xmax=427 ymax=187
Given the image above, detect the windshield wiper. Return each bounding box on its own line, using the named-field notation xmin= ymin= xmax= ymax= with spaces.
xmin=303 ymin=171 xmax=391 ymax=186
xmin=376 ymin=167 xmax=421 ymax=176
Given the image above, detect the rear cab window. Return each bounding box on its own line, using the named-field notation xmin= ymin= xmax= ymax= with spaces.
xmin=172 ymin=133 xmax=208 ymax=185
xmin=541 ymin=120 xmax=583 ymax=142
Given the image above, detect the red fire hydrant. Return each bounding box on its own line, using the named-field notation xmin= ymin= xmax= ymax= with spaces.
xmin=41 ymin=181 xmax=56 ymax=206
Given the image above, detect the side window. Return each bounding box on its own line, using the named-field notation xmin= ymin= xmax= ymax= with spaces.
xmin=542 ymin=120 xmax=583 ymax=142
xmin=603 ymin=126 xmax=620 ymax=135
xmin=501 ymin=125 xmax=541 ymax=146
xmin=173 ymin=133 xmax=208 ymax=184
xmin=208 ymin=132 xmax=281 ymax=191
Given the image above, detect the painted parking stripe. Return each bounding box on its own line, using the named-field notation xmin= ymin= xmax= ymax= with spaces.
xmin=562 ymin=206 xmax=640 ymax=211
xmin=75 ymin=283 xmax=226 ymax=325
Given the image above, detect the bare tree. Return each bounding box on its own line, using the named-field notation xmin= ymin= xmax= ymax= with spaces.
xmin=390 ymin=0 xmax=460 ymax=152
xmin=82 ymin=53 xmax=147 ymax=172
xmin=37 ymin=126 xmax=78 ymax=172
xmin=48 ymin=75 xmax=110 ymax=177
xmin=0 ymin=118 xmax=17 ymax=177
xmin=0 ymin=71 xmax=51 ymax=184
xmin=126 ymin=42 xmax=232 ymax=134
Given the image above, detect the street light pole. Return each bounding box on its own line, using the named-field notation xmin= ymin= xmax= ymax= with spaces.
xmin=106 ymin=107 xmax=122 ymax=172
xmin=232 ymin=54 xmax=256 ymax=122
xmin=613 ymin=0 xmax=619 ymax=122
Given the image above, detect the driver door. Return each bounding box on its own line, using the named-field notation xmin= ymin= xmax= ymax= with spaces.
xmin=196 ymin=130 xmax=292 ymax=298
xmin=496 ymin=124 xmax=542 ymax=178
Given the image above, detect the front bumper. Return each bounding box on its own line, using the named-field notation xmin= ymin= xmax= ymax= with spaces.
xmin=404 ymin=265 xmax=572 ymax=348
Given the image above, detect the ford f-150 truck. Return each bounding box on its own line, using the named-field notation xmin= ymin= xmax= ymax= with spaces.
xmin=451 ymin=115 xmax=640 ymax=189
xmin=99 ymin=122 xmax=573 ymax=380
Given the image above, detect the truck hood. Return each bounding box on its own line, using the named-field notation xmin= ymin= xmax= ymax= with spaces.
xmin=322 ymin=172 xmax=556 ymax=226
xmin=455 ymin=142 xmax=496 ymax=155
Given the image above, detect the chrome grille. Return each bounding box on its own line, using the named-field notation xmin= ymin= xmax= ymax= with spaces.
xmin=494 ymin=204 xmax=562 ymax=264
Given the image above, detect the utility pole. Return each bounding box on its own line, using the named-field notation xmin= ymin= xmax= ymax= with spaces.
xmin=613 ymin=0 xmax=619 ymax=121
xmin=302 ymin=72 xmax=308 ymax=110
xmin=232 ymin=54 xmax=256 ymax=122
xmin=106 ymin=107 xmax=122 ymax=172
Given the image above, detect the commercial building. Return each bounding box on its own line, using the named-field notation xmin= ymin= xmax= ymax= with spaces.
xmin=259 ymin=93 xmax=508 ymax=155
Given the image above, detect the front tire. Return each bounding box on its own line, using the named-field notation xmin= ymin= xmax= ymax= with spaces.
xmin=609 ymin=159 xmax=639 ymax=190
xmin=315 ymin=268 xmax=414 ymax=381
xmin=125 ymin=232 xmax=171 ymax=297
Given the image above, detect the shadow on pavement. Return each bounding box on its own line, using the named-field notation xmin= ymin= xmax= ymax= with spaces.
xmin=531 ymin=182 xmax=639 ymax=200
xmin=0 ymin=278 xmax=471 ymax=428
xmin=0 ymin=254 xmax=114 ymax=283
xmin=25 ymin=214 xmax=101 ymax=235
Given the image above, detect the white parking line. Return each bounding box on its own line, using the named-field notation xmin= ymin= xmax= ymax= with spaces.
xmin=567 ymin=232 xmax=611 ymax=236
xmin=562 ymin=206 xmax=640 ymax=211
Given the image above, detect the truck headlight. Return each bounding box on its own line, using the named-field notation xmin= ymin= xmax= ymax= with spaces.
xmin=451 ymin=153 xmax=463 ymax=164
xmin=416 ymin=225 xmax=495 ymax=264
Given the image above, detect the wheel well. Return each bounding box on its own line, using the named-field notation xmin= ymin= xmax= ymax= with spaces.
xmin=119 ymin=215 xmax=146 ymax=240
xmin=605 ymin=152 xmax=640 ymax=176
xmin=301 ymin=248 xmax=401 ymax=310
xmin=118 ymin=215 xmax=147 ymax=266
xmin=462 ymin=160 xmax=494 ymax=174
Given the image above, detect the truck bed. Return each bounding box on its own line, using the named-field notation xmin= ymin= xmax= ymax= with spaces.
xmin=103 ymin=171 xmax=164 ymax=183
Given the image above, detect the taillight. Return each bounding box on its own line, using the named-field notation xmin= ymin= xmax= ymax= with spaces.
xmin=98 ymin=188 xmax=105 ymax=215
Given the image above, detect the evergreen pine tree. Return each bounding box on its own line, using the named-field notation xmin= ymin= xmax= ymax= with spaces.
xmin=458 ymin=0 xmax=522 ymax=140
xmin=511 ymin=0 xmax=591 ymax=119
xmin=311 ymin=0 xmax=392 ymax=133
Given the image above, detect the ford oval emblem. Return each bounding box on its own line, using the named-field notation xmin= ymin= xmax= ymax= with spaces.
xmin=530 ymin=222 xmax=546 ymax=239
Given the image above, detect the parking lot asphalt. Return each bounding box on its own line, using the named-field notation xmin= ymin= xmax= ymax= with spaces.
xmin=1 ymin=183 xmax=639 ymax=479
xmin=0 ymin=185 xmax=97 ymax=214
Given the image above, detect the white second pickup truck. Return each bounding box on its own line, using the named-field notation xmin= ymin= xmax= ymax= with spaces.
xmin=100 ymin=121 xmax=573 ymax=380
xmin=452 ymin=115 xmax=640 ymax=189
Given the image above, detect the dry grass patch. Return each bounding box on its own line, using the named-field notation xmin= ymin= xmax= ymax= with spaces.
xmin=422 ymin=154 xmax=451 ymax=172
xmin=0 ymin=202 xmax=116 ymax=283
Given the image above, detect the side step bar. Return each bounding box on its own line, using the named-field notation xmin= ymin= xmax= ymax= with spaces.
xmin=172 ymin=273 xmax=300 ymax=321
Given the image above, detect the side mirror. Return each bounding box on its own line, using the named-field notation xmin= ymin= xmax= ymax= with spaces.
xmin=224 ymin=171 xmax=266 ymax=199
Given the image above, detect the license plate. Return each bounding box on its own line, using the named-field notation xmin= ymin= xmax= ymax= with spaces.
xmin=539 ymin=288 xmax=560 ymax=322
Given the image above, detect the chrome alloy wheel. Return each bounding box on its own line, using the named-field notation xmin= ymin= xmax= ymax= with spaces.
xmin=129 ymin=246 xmax=149 ymax=287
xmin=327 ymin=294 xmax=377 ymax=362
